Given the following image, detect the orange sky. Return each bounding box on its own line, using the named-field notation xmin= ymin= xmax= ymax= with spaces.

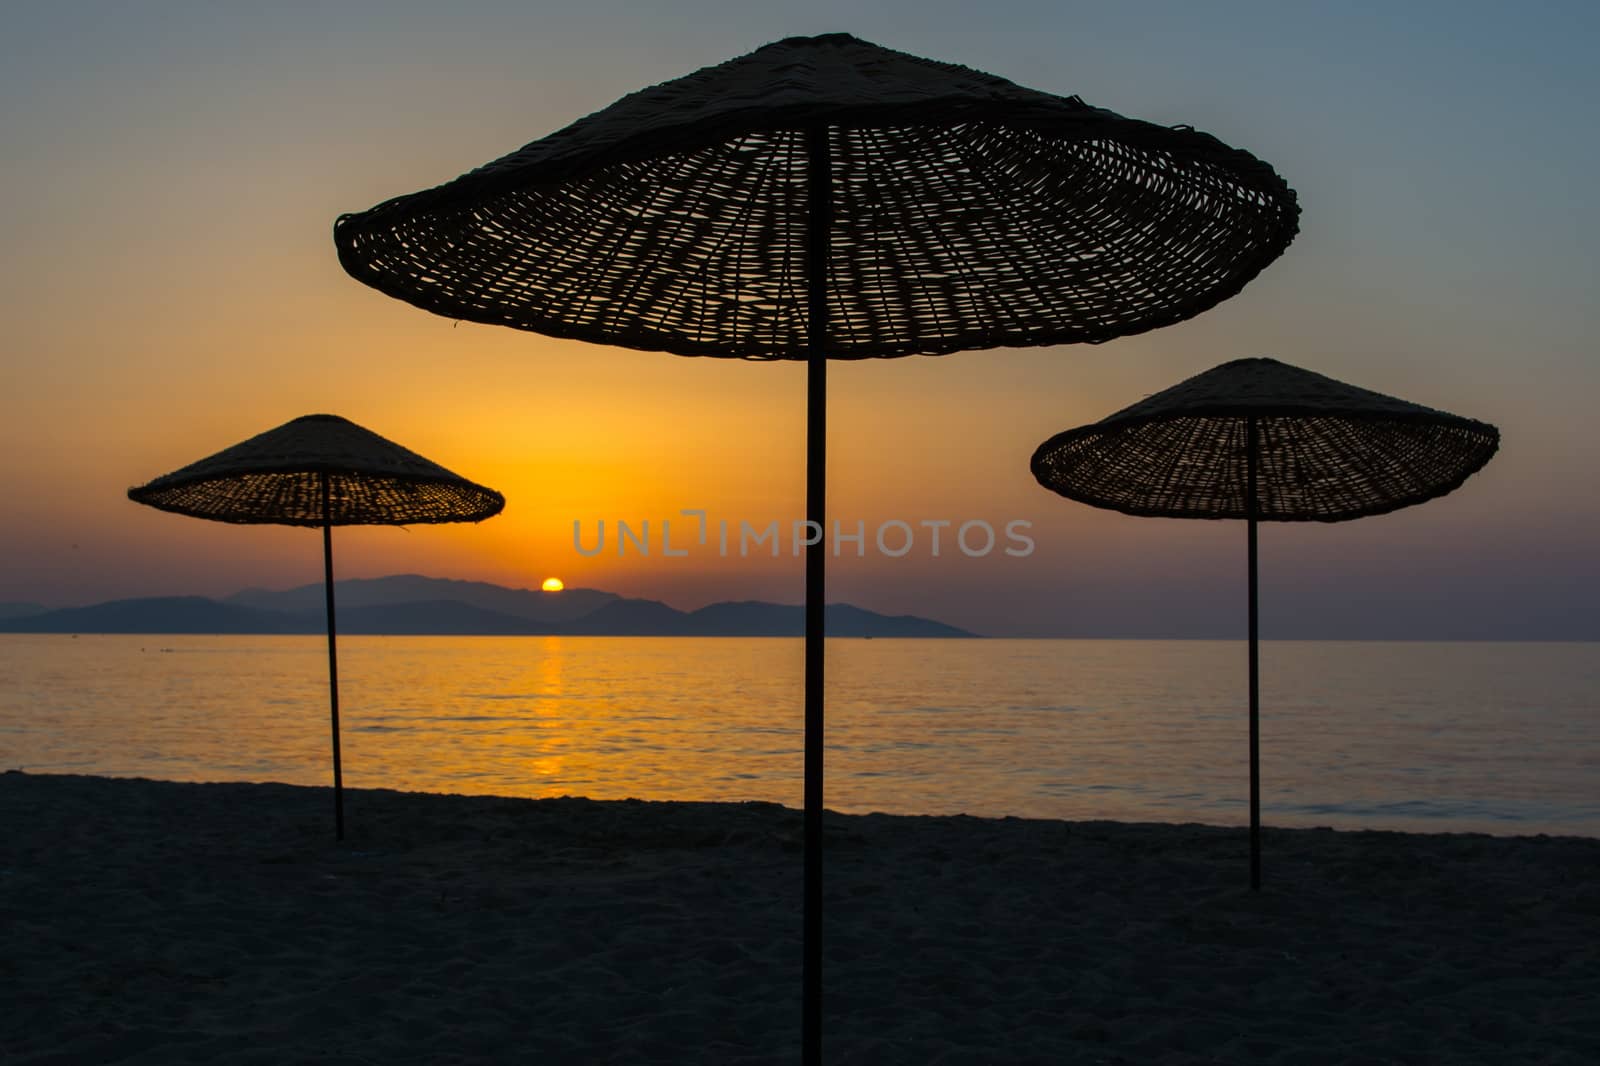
xmin=2 ymin=3 xmax=1597 ymax=638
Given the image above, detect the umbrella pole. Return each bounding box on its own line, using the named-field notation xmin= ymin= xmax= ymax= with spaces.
xmin=1246 ymin=416 xmax=1260 ymax=891
xmin=802 ymin=122 xmax=831 ymax=1066
xmin=321 ymin=471 xmax=346 ymax=842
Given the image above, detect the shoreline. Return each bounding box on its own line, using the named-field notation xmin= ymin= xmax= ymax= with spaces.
xmin=6 ymin=771 xmax=1599 ymax=1063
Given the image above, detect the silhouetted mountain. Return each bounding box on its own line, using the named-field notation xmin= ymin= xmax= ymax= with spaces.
xmin=331 ymin=600 xmax=546 ymax=635
xmin=689 ymin=600 xmax=974 ymax=638
xmin=227 ymin=574 xmax=618 ymax=623
xmin=829 ymin=603 xmax=974 ymax=638
xmin=564 ymin=598 xmax=697 ymax=636
xmin=0 ymin=597 xmax=302 ymax=634
xmin=0 ymin=582 xmax=978 ymax=637
xmin=0 ymin=602 xmax=46 ymax=622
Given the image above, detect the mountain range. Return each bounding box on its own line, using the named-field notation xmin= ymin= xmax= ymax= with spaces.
xmin=0 ymin=574 xmax=977 ymax=638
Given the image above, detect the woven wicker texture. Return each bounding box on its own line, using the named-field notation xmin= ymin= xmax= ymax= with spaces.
xmin=1031 ymin=358 xmax=1499 ymax=522
xmin=128 ymin=414 xmax=505 ymax=527
xmin=334 ymin=33 xmax=1299 ymax=360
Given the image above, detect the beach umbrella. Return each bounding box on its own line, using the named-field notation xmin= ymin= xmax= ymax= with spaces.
xmin=127 ymin=414 xmax=505 ymax=840
xmin=331 ymin=33 xmax=1300 ymax=1058
xmin=1030 ymin=356 xmax=1499 ymax=889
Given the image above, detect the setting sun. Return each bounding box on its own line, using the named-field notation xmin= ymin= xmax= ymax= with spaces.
xmin=541 ymin=577 xmax=564 ymax=592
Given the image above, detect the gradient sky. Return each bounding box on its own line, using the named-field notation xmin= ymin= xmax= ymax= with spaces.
xmin=3 ymin=1 xmax=1597 ymax=638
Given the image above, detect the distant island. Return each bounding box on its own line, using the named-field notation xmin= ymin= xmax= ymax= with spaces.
xmin=0 ymin=574 xmax=978 ymax=638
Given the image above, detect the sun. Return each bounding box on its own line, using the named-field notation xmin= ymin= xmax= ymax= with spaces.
xmin=541 ymin=577 xmax=565 ymax=592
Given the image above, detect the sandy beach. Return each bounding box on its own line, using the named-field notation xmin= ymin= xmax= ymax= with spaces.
xmin=4 ymin=771 xmax=1598 ymax=1064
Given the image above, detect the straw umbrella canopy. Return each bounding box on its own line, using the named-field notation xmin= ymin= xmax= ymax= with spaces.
xmin=128 ymin=414 xmax=505 ymax=839
xmin=331 ymin=33 xmax=1300 ymax=1057
xmin=1030 ymin=356 xmax=1500 ymax=888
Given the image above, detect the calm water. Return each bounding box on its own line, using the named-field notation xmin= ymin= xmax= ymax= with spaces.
xmin=2 ymin=635 xmax=1596 ymax=836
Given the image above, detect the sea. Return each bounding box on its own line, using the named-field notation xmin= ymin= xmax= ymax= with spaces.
xmin=2 ymin=634 xmax=1595 ymax=837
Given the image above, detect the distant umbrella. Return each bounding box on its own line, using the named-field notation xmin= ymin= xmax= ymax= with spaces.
xmin=1031 ymin=357 xmax=1499 ymax=888
xmin=128 ymin=414 xmax=504 ymax=839
xmin=332 ymin=33 xmax=1300 ymax=1058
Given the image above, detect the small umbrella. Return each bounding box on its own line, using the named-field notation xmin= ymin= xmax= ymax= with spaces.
xmin=332 ymin=33 xmax=1300 ymax=1057
xmin=1030 ymin=356 xmax=1499 ymax=888
xmin=128 ymin=414 xmax=505 ymax=839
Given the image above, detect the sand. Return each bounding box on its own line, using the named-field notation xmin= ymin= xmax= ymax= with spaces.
xmin=3 ymin=771 xmax=1598 ymax=1064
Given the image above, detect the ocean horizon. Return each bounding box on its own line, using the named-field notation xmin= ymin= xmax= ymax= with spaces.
xmin=4 ymin=633 xmax=1596 ymax=838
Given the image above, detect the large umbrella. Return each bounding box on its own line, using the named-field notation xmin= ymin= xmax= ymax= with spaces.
xmin=1030 ymin=356 xmax=1500 ymax=888
xmin=128 ymin=413 xmax=505 ymax=839
xmin=332 ymin=33 xmax=1300 ymax=1057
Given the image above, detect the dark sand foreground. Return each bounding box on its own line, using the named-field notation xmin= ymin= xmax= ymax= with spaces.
xmin=4 ymin=772 xmax=1598 ymax=1064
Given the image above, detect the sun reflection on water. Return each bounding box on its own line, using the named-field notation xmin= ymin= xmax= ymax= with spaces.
xmin=2 ymin=634 xmax=1597 ymax=836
